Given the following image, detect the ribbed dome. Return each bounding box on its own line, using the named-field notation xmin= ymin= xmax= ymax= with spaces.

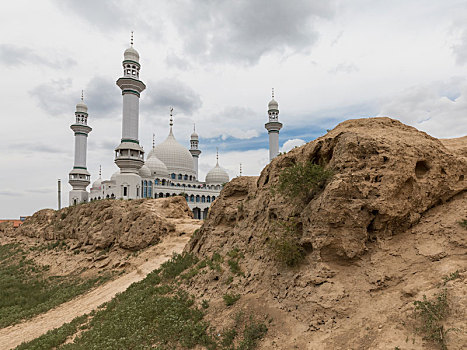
xmin=146 ymin=152 xmax=169 ymax=177
xmin=124 ymin=46 xmax=139 ymax=62
xmin=191 ymin=131 xmax=199 ymax=140
xmin=139 ymin=164 xmax=151 ymax=178
xmin=206 ymin=163 xmax=229 ymax=184
xmin=153 ymin=128 xmax=195 ymax=175
xmin=268 ymin=98 xmax=278 ymax=110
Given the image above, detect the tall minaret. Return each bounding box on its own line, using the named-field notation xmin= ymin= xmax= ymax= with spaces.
xmin=69 ymin=91 xmax=92 ymax=205
xmin=114 ymin=32 xmax=146 ymax=198
xmin=265 ymin=88 xmax=283 ymax=161
xmin=189 ymin=124 xmax=201 ymax=179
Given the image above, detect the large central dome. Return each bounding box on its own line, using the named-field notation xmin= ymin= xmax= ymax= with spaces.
xmin=153 ymin=127 xmax=195 ymax=176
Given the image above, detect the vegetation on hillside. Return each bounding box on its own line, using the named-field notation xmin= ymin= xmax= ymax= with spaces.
xmin=0 ymin=243 xmax=111 ymax=328
xmin=16 ymin=252 xmax=268 ymax=350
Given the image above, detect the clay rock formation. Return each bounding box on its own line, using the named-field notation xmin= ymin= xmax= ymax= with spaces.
xmin=1 ymin=197 xmax=193 ymax=250
xmin=191 ymin=117 xmax=466 ymax=261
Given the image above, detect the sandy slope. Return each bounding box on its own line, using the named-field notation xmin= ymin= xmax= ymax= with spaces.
xmin=0 ymin=235 xmax=190 ymax=350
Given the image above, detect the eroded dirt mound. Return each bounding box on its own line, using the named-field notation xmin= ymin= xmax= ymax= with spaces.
xmin=1 ymin=196 xmax=193 ymax=250
xmin=185 ymin=117 xmax=466 ymax=349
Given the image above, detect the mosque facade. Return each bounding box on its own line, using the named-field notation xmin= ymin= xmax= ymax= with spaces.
xmin=68 ymin=38 xmax=282 ymax=219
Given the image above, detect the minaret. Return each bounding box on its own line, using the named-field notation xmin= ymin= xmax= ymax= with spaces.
xmin=69 ymin=91 xmax=92 ymax=205
xmin=189 ymin=123 xmax=201 ymax=179
xmin=114 ymin=32 xmax=146 ymax=198
xmin=265 ymin=88 xmax=283 ymax=162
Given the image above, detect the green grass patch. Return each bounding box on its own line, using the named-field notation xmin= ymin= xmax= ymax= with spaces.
xmin=268 ymin=220 xmax=305 ymax=267
xmin=16 ymin=252 xmax=267 ymax=350
xmin=458 ymin=219 xmax=467 ymax=229
xmin=0 ymin=243 xmax=111 ymax=328
xmin=223 ymin=293 xmax=241 ymax=306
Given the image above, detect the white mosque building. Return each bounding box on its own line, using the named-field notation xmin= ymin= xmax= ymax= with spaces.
xmin=68 ymin=37 xmax=282 ymax=219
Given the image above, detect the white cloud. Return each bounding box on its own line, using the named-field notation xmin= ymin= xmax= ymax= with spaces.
xmin=378 ymin=78 xmax=467 ymax=138
xmin=280 ymin=139 xmax=306 ymax=153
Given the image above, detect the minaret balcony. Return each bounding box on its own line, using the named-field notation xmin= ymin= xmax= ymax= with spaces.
xmin=70 ymin=124 xmax=92 ymax=134
xmin=265 ymin=121 xmax=283 ymax=133
xmin=116 ymin=77 xmax=146 ymax=94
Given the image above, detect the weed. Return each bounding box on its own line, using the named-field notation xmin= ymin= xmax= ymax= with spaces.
xmin=223 ymin=293 xmax=241 ymax=306
xmin=238 ymin=317 xmax=268 ymax=350
xmin=458 ymin=219 xmax=467 ymax=229
xmin=275 ymin=161 xmax=332 ymax=204
xmin=159 ymin=252 xmax=198 ymax=280
xmin=202 ymin=299 xmax=209 ymax=309
xmin=442 ymin=270 xmax=460 ymax=285
xmin=228 ymin=259 xmax=243 ymax=276
xmin=413 ymin=288 xmax=449 ymax=349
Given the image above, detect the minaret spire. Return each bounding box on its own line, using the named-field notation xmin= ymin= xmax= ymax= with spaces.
xmin=216 ymin=147 xmax=219 ymax=165
xmin=69 ymin=96 xmax=92 ymax=205
xmin=189 ymin=119 xmax=201 ymax=178
xmin=99 ymin=165 xmax=102 ymax=178
xmin=81 ymin=90 xmax=84 ymax=101
xmin=130 ymin=31 xmax=134 ymax=46
xmin=240 ymin=163 xmax=242 ymax=176
xmin=152 ymin=133 xmax=155 ymax=148
xmin=265 ymin=88 xmax=282 ymax=162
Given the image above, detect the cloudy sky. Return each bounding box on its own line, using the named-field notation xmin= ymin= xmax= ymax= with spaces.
xmin=1 ymin=0 xmax=466 ymax=218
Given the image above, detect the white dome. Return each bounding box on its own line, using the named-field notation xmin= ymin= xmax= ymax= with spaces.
xmin=146 ymin=147 xmax=157 ymax=159
xmin=110 ymin=171 xmax=119 ymax=182
xmin=206 ymin=163 xmax=229 ymax=184
xmin=191 ymin=131 xmax=199 ymax=140
xmin=76 ymin=101 xmax=88 ymax=113
xmin=91 ymin=178 xmax=102 ymax=190
xmin=268 ymin=98 xmax=278 ymax=110
xmin=139 ymin=164 xmax=151 ymax=178
xmin=153 ymin=128 xmax=195 ymax=176
xmin=124 ymin=46 xmax=139 ymax=62
xmin=146 ymin=153 xmax=169 ymax=177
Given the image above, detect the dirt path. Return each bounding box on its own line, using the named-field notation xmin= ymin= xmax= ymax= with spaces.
xmin=0 ymin=235 xmax=190 ymax=350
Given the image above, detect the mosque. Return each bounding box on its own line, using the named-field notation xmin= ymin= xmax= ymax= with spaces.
xmin=68 ymin=37 xmax=283 ymax=219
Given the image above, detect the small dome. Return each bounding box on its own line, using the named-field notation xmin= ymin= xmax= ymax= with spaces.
xmin=139 ymin=164 xmax=151 ymax=178
xmin=91 ymin=178 xmax=102 ymax=190
xmin=124 ymin=46 xmax=139 ymax=62
xmin=191 ymin=131 xmax=199 ymax=140
xmin=268 ymin=98 xmax=278 ymax=110
xmin=110 ymin=171 xmax=119 ymax=182
xmin=206 ymin=164 xmax=229 ymax=184
xmin=146 ymin=154 xmax=169 ymax=177
xmin=153 ymin=128 xmax=195 ymax=175
xmin=76 ymin=100 xmax=88 ymax=113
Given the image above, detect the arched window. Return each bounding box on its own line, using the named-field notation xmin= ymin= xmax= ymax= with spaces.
xmin=190 ymin=195 xmax=194 ymax=202
xmin=178 ymin=174 xmax=182 ymax=180
xmin=162 ymin=179 xmax=166 ymax=186
xmin=201 ymin=195 xmax=205 ymax=203
xmin=143 ymin=180 xmax=148 ymax=198
xmin=166 ymin=193 xmax=170 ymax=197
xmin=148 ymin=181 xmax=152 ymax=198
xmin=189 ymin=175 xmax=192 ymax=181
xmin=171 ymin=173 xmax=176 ymax=179
xmin=176 ymin=183 xmax=180 ymax=187
xmin=184 ymin=175 xmax=188 ymax=180
xmin=212 ymin=196 xmax=216 ymax=201
xmin=111 ymin=193 xmax=115 ymax=199
xmin=196 ymin=195 xmax=200 ymax=203
xmin=185 ymin=195 xmax=189 ymax=201
xmin=159 ymin=192 xmax=164 ymax=198
xmin=207 ymin=196 xmax=211 ymax=203
xmin=155 ymin=178 xmax=160 ymax=185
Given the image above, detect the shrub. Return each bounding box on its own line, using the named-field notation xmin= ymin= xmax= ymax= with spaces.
xmin=276 ymin=161 xmax=332 ymax=203
xmin=458 ymin=219 xmax=467 ymax=229
xmin=268 ymin=220 xmax=305 ymax=267
xmin=223 ymin=293 xmax=241 ymax=306
xmin=159 ymin=253 xmax=198 ymax=280
xmin=413 ymin=288 xmax=449 ymax=349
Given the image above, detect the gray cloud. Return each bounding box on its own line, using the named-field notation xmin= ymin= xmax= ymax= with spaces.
xmin=143 ymin=78 xmax=202 ymax=116
xmin=328 ymin=63 xmax=359 ymax=74
xmin=165 ymin=52 xmax=192 ymax=70
xmin=0 ymin=44 xmax=76 ymax=69
xmin=29 ymin=78 xmax=75 ymax=116
xmin=169 ymin=0 xmax=336 ymax=65
xmin=0 ymin=190 xmax=20 ymax=197
xmin=85 ymin=76 xmax=120 ymax=118
xmin=452 ymin=27 xmax=467 ymax=65
xmin=14 ymin=142 xmax=69 ymax=155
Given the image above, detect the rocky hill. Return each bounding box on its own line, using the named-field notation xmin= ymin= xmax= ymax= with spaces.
xmin=185 ymin=117 xmax=466 ymax=349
